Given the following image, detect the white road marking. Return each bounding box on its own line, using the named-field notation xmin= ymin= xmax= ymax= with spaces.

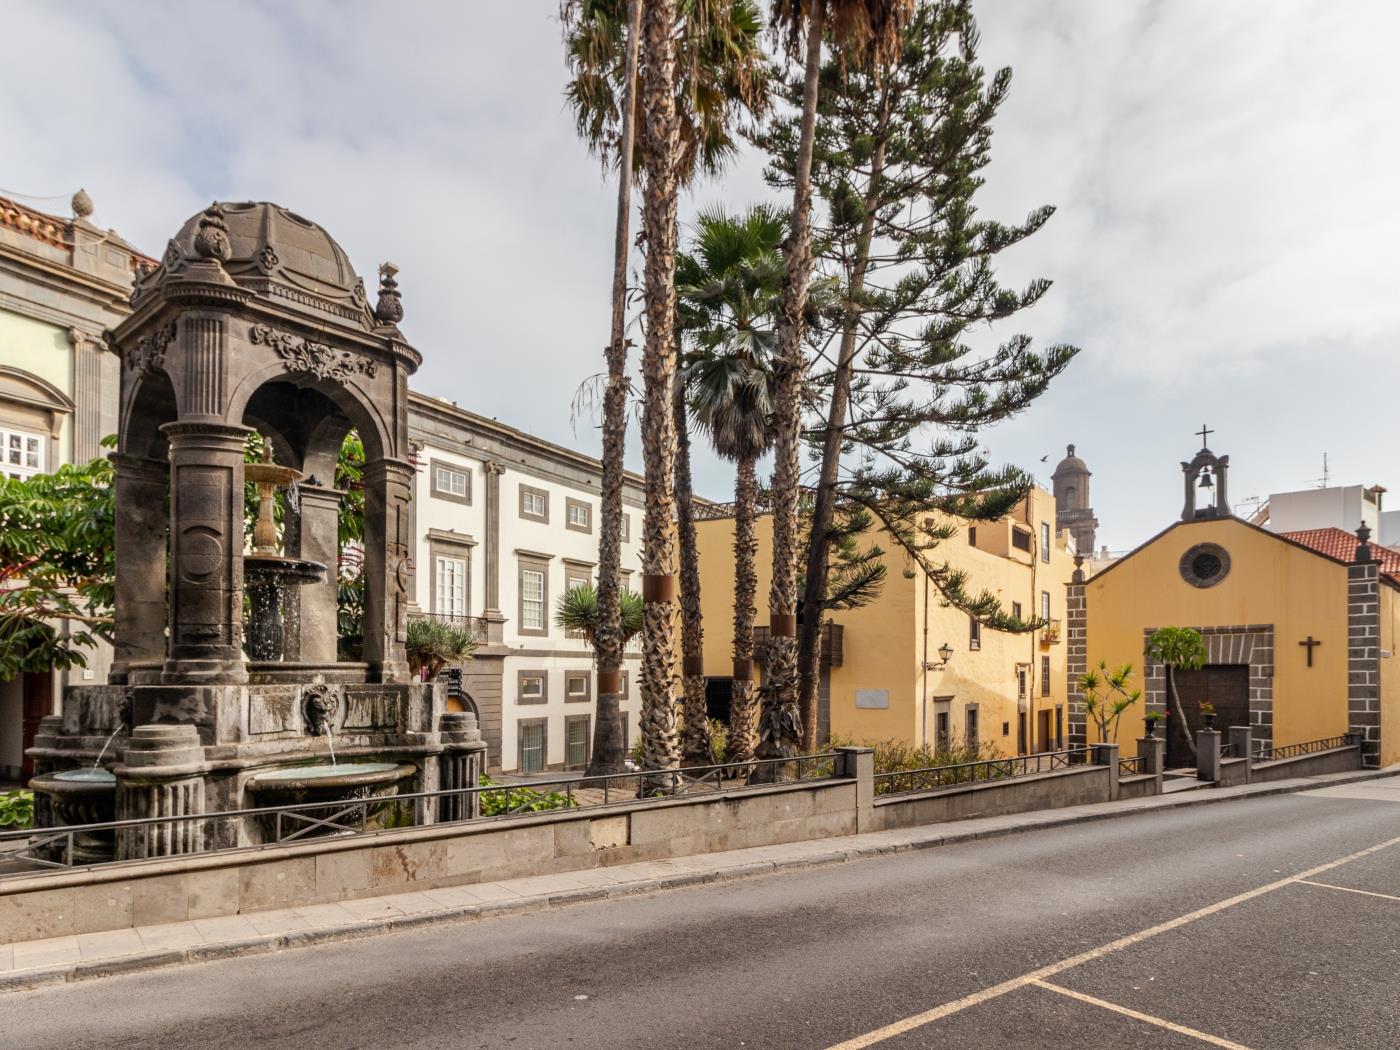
xmin=825 ymin=833 xmax=1400 ymax=1049
xmin=1297 ymin=879 xmax=1400 ymax=903
xmin=1032 ymin=980 xmax=1254 ymax=1049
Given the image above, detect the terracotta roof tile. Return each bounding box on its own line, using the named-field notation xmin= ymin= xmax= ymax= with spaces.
xmin=1280 ymin=526 xmax=1400 ymax=582
xmin=0 ymin=194 xmax=69 ymax=249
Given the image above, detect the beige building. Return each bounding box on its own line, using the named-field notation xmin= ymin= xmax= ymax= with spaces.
xmin=695 ymin=487 xmax=1077 ymax=756
xmin=0 ymin=190 xmax=149 ymax=780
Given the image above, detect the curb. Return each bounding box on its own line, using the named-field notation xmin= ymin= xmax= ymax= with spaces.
xmin=2 ymin=766 xmax=1392 ymax=993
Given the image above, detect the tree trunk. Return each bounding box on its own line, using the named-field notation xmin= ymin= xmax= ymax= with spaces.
xmin=796 ymin=85 xmax=891 ymax=753
xmin=759 ymin=0 xmax=825 ymax=763
xmin=674 ymin=375 xmax=711 ymax=767
xmin=587 ymin=0 xmax=643 ymax=778
xmin=726 ymin=455 xmax=759 ymax=765
xmin=1167 ymin=665 xmax=1197 ymax=758
xmin=637 ymin=0 xmax=682 ymax=787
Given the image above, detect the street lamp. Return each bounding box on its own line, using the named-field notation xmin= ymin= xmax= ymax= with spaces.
xmin=925 ymin=643 xmax=954 ymax=671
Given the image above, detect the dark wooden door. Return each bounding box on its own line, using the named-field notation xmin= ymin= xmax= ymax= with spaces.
xmin=20 ymin=670 xmax=52 ymax=782
xmin=1167 ymin=664 xmax=1249 ymax=769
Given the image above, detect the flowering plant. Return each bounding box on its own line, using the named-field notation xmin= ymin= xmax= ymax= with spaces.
xmin=1199 ymin=701 xmax=1215 ymax=716
xmin=1144 ymin=710 xmax=1167 ymax=723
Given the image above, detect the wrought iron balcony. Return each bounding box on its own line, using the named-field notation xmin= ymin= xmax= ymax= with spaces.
xmin=1040 ymin=618 xmax=1062 ymax=645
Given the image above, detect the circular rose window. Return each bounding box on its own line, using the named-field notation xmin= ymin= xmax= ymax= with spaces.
xmin=1180 ymin=543 xmax=1230 ymax=588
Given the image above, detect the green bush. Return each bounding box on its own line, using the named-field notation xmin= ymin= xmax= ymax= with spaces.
xmin=0 ymin=789 xmax=34 ymax=829
xmin=477 ymin=774 xmax=576 ymax=815
xmin=406 ymin=617 xmax=479 ymax=680
xmin=828 ymin=734 xmax=1004 ymax=794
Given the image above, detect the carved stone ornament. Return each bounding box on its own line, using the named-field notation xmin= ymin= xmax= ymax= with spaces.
xmin=193 ymin=203 xmax=232 ymax=262
xmin=302 ymin=683 xmax=342 ymax=737
xmin=257 ymin=244 xmax=279 ymax=273
xmin=374 ymin=262 xmax=404 ymax=325
xmin=126 ymin=321 xmax=177 ymax=377
xmin=250 ymin=323 xmax=378 ymax=382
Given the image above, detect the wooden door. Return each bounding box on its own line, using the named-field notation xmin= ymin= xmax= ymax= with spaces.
xmin=1167 ymin=664 xmax=1249 ymax=769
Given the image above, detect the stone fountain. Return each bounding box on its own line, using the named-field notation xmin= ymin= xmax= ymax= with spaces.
xmin=29 ymin=201 xmax=485 ymax=861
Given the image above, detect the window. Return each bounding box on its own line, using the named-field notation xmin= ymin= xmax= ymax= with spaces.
xmin=518 ymin=560 xmax=548 ymax=636
xmin=565 ymin=715 xmax=590 ymax=769
xmin=969 ymin=615 xmax=981 ymax=651
xmin=1041 ymin=521 xmax=1051 ymax=562
xmin=1041 ymin=591 xmax=1051 ymax=623
xmin=967 ymin=526 xmax=977 ymax=547
xmin=520 ymin=484 xmax=549 ymax=522
xmin=621 ymin=569 xmax=634 ymax=594
xmin=1 ymin=428 xmax=44 ymax=480
xmin=1011 ymin=528 xmax=1032 ymax=552
xmin=621 ymin=514 xmax=631 ymax=543
xmin=965 ymin=707 xmax=979 ymax=749
xmin=1041 ymin=655 xmax=1051 ymax=697
xmin=518 ymin=719 xmax=546 ymax=773
xmin=434 ymin=555 xmax=467 ymax=617
xmin=1017 ymin=713 xmax=1027 ymax=753
xmin=566 ymin=497 xmax=592 ymax=534
xmin=1011 ymin=601 xmax=1022 ymax=622
xmin=1017 ymin=666 xmax=1028 ymax=701
xmin=430 ymin=459 xmax=471 ymax=504
xmin=518 ymin=671 xmax=547 ymax=704
xmin=565 ymin=670 xmax=591 ymax=703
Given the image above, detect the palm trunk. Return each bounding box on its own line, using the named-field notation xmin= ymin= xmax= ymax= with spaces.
xmin=674 ymin=375 xmax=710 ymax=767
xmin=796 ymin=85 xmax=891 ymax=752
xmin=726 ymin=455 xmax=759 ymax=764
xmin=637 ymin=0 xmax=682 ymax=787
xmin=1167 ymin=666 xmax=1196 ymax=759
xmin=759 ymin=0 xmax=825 ymax=763
xmin=587 ymin=0 xmax=643 ymax=778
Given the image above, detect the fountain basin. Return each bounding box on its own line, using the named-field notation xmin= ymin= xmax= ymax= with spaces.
xmin=246 ymin=761 xmax=416 ymax=842
xmin=244 ymin=553 xmax=327 ymax=661
xmin=29 ymin=768 xmax=117 ymax=864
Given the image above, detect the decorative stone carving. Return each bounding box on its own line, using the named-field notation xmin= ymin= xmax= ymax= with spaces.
xmin=71 ymin=187 xmax=94 ymax=219
xmin=250 ymin=323 xmax=378 ymax=381
xmin=257 ymin=244 xmax=279 ymax=272
xmin=374 ymin=262 xmax=404 ymax=324
xmin=126 ymin=320 xmax=177 ymax=377
xmin=193 ymin=203 xmax=232 ymax=262
xmin=303 ymin=683 xmax=342 ymax=736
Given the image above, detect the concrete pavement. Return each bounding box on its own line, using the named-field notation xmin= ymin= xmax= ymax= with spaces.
xmin=0 ymin=770 xmax=1396 ymax=1048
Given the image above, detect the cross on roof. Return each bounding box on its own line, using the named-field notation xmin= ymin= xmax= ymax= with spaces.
xmin=1197 ymin=424 xmax=1214 ymax=448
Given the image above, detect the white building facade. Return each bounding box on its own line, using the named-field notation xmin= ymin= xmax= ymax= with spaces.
xmin=407 ymin=393 xmax=647 ymax=774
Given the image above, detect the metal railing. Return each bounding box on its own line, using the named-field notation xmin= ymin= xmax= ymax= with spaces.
xmin=1118 ymin=755 xmax=1144 ymax=776
xmin=0 ymin=753 xmax=841 ymax=879
xmin=1251 ymin=735 xmax=1351 ymax=763
xmin=1220 ymin=742 xmax=1237 ymax=758
xmin=873 ymin=747 xmax=1091 ymax=798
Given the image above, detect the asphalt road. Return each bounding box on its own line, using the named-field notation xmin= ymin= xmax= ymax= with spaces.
xmin=2 ymin=780 xmax=1398 ymax=1050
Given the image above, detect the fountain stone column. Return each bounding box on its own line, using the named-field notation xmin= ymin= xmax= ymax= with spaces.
xmin=363 ymin=457 xmax=415 ymax=683
xmin=114 ymin=724 xmax=209 ymax=859
xmin=437 ymin=711 xmax=487 ymax=822
xmin=109 ymin=454 xmax=169 ymax=684
xmin=161 ymin=421 xmax=252 ymax=684
xmin=295 ymin=481 xmax=344 ymax=665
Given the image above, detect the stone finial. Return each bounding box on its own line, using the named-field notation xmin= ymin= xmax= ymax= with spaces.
xmin=193 ymin=203 xmax=232 ymax=262
xmin=71 ymin=187 xmax=94 ymax=219
xmin=374 ymin=261 xmax=404 ymax=324
xmin=1067 ymin=444 xmax=1075 ymax=456
xmin=1355 ymin=521 xmax=1374 ymax=564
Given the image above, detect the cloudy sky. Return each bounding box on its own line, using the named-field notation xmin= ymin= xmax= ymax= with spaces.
xmin=3 ymin=1 xmax=1396 ymax=550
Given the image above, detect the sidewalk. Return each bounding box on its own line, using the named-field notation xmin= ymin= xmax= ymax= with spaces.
xmin=2 ymin=766 xmax=1394 ymax=993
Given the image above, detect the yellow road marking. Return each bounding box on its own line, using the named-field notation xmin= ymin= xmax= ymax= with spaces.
xmin=1297 ymin=879 xmax=1400 ymax=903
xmin=1032 ymin=980 xmax=1254 ymax=1049
xmin=825 ymin=833 xmax=1400 ymax=1049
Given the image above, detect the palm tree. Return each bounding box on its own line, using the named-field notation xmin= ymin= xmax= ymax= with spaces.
xmin=561 ymin=0 xmax=770 ymax=776
xmin=761 ymin=0 xmax=916 ymax=761
xmin=673 ymin=372 xmax=711 ymax=768
xmin=555 ymin=584 xmax=645 ymax=648
xmin=678 ymin=206 xmax=787 ymax=765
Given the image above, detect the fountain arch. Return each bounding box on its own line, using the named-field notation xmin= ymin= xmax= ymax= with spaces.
xmin=30 ymin=201 xmax=484 ymax=856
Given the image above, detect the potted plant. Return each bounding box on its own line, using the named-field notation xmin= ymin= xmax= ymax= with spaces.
xmin=1143 ymin=710 xmax=1166 ymax=738
xmin=1199 ymin=700 xmax=1217 ymax=730
xmin=405 ymin=617 xmax=480 ymax=681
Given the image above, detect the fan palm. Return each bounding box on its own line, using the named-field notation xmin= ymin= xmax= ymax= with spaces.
xmin=678 ymin=206 xmax=786 ymax=764
xmin=561 ymin=0 xmax=770 ymax=777
xmin=762 ymin=0 xmax=917 ymax=759
xmin=555 ymin=584 xmax=645 ymax=647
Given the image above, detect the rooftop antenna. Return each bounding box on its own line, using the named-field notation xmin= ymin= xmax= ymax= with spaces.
xmin=1307 ymin=452 xmax=1330 ymax=489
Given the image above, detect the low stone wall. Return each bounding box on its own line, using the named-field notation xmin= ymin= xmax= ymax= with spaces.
xmin=1217 ymin=757 xmax=1251 ymax=788
xmin=1118 ymin=773 xmax=1161 ymax=800
xmin=0 ymin=779 xmax=857 ymax=944
xmin=1250 ymin=745 xmax=1361 ymax=783
xmin=872 ymin=766 xmax=1114 ymax=832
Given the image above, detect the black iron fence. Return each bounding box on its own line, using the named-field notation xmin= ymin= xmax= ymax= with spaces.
xmin=873 ymin=747 xmax=1092 ymax=798
xmin=1118 ymin=755 xmax=1145 ymax=776
xmin=0 ymin=753 xmax=841 ymax=879
xmin=1251 ymin=735 xmax=1351 ymax=763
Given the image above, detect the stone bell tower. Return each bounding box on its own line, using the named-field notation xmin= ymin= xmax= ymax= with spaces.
xmin=1052 ymin=444 xmax=1099 ymax=555
xmin=1181 ymin=425 xmax=1230 ymax=521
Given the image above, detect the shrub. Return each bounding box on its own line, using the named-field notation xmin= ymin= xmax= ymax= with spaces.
xmin=477 ymin=774 xmax=576 ymax=815
xmin=0 ymin=789 xmax=34 ymax=829
xmin=406 ymin=617 xmax=480 ymax=680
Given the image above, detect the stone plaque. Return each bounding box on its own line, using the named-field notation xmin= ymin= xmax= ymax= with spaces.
xmin=855 ymin=689 xmax=889 ymax=710
xmin=343 ymin=689 xmax=400 ymax=731
xmin=248 ymin=688 xmax=300 ymax=735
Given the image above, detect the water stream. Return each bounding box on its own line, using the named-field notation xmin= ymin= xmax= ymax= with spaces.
xmin=326 ymin=732 xmax=337 ymax=768
xmin=91 ymin=725 xmax=122 ymax=770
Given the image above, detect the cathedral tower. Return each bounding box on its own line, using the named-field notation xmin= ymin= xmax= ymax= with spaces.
xmin=1052 ymin=444 xmax=1099 ymax=555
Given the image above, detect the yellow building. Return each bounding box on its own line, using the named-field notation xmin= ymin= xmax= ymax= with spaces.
xmin=1074 ymin=442 xmax=1397 ymax=768
xmin=694 ymin=486 xmax=1076 ymax=756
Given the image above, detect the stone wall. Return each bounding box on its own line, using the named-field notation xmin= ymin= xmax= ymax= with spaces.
xmin=1347 ymin=561 xmax=1381 ymax=764
xmin=872 ymin=765 xmax=1114 ymax=832
xmin=1249 ymin=745 xmax=1362 ymax=783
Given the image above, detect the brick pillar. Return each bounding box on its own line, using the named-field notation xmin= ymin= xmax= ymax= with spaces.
xmin=1348 ymin=526 xmax=1381 ymax=765
xmin=1065 ymin=556 xmax=1088 ymax=748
